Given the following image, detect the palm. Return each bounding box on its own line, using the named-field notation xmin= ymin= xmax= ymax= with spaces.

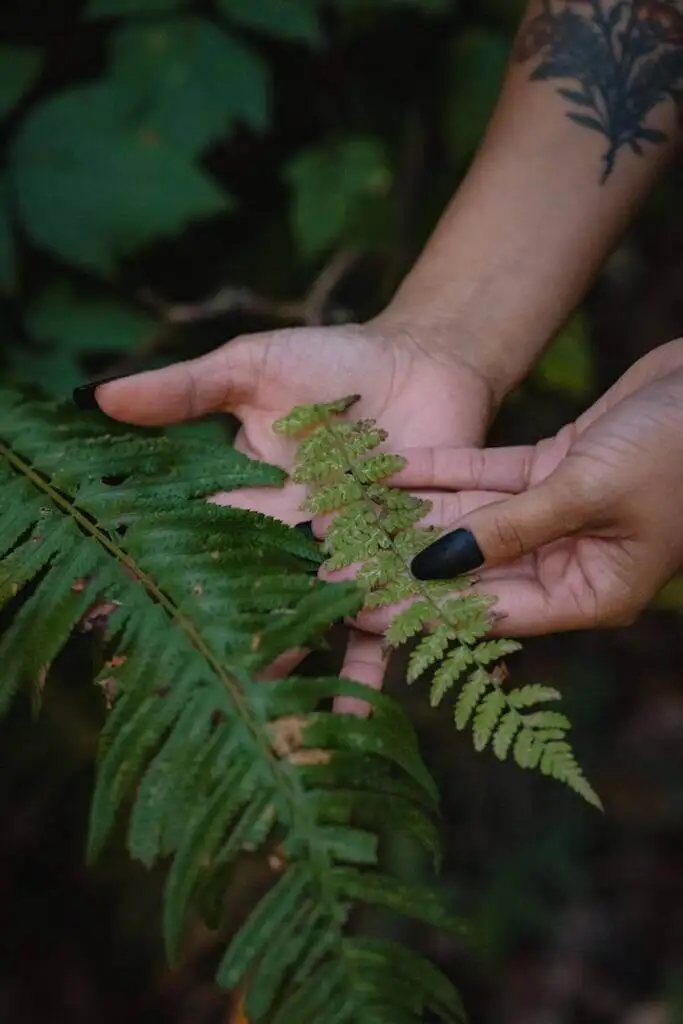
xmin=381 ymin=476 xmax=631 ymax=636
xmin=97 ymin=320 xmax=495 ymax=703
xmin=215 ymin=324 xmax=492 ymax=523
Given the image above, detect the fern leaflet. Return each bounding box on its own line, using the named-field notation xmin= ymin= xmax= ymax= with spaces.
xmin=276 ymin=395 xmax=601 ymax=809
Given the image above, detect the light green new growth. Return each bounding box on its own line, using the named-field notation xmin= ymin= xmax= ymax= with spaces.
xmin=275 ymin=396 xmax=601 ymax=810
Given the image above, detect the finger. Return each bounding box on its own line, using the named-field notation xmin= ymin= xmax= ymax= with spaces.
xmin=87 ymin=338 xmax=258 ymax=426
xmin=468 ymin=577 xmax=608 ymax=636
xmin=333 ymin=631 xmax=390 ymax=716
xmin=411 ymin=464 xmax=602 ymax=580
xmin=311 ymin=489 xmax=511 ymax=540
xmin=210 ymin=481 xmax=308 ymax=525
xmin=387 ymin=446 xmax=534 ymax=493
xmin=255 ymin=647 xmax=309 ymax=681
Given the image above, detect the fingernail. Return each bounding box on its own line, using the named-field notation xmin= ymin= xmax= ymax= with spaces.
xmin=72 ymin=375 xmax=126 ymax=411
xmin=411 ymin=528 xmax=484 ymax=580
xmin=294 ymin=520 xmax=316 ymax=543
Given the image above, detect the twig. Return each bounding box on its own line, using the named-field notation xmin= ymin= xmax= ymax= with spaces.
xmin=103 ymin=249 xmax=361 ymax=381
xmin=140 ymin=247 xmax=359 ymax=331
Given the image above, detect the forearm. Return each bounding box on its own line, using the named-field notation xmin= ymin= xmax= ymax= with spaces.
xmin=379 ymin=0 xmax=683 ymax=401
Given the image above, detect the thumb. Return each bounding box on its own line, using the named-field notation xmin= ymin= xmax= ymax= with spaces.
xmin=73 ymin=337 xmax=259 ymax=427
xmin=410 ymin=465 xmax=596 ymax=580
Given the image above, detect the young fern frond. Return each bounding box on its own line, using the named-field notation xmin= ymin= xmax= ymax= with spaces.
xmin=276 ymin=396 xmax=601 ymax=810
xmin=0 ymin=389 xmax=467 ymax=1024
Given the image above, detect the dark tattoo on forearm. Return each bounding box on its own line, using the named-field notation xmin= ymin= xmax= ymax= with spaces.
xmin=514 ymin=0 xmax=683 ymax=181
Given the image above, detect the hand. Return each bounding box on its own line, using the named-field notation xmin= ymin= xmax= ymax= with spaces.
xmin=87 ymin=317 xmax=496 ymax=700
xmin=379 ymin=339 xmax=683 ymax=636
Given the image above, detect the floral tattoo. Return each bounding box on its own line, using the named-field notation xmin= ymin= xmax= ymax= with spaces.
xmin=514 ymin=0 xmax=683 ymax=181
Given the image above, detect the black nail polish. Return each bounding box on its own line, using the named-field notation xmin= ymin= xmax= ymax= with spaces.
xmin=411 ymin=528 xmax=484 ymax=581
xmin=72 ymin=375 xmax=126 ymax=411
xmin=294 ymin=520 xmax=316 ymax=543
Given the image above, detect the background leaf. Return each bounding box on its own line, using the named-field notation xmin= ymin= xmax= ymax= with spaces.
xmin=330 ymin=0 xmax=449 ymax=11
xmin=0 ymin=45 xmax=42 ymax=121
xmin=216 ymin=0 xmax=322 ymax=44
xmin=10 ymin=84 xmax=229 ymax=275
xmin=109 ymin=17 xmax=270 ymax=156
xmin=24 ymin=280 xmax=155 ymax=357
xmin=533 ymin=314 xmax=595 ymax=399
xmin=87 ymin=0 xmax=187 ymax=15
xmin=443 ymin=28 xmax=508 ymax=167
xmin=285 ymin=137 xmax=391 ymax=258
xmin=0 ymin=177 xmax=16 ymax=295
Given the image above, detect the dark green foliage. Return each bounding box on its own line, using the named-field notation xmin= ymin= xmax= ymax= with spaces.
xmin=0 ymin=388 xmax=466 ymax=1023
xmin=1 ymin=0 xmax=512 ymax=397
xmin=276 ymin=396 xmax=602 ymax=809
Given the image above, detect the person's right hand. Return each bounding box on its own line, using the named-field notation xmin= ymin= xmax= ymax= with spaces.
xmin=87 ymin=316 xmax=497 ymax=700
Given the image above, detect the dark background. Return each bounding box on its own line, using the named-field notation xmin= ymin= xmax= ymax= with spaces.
xmin=1 ymin=1 xmax=682 ymax=1021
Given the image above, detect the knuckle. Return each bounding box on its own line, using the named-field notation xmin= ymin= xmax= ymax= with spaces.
xmin=181 ymin=362 xmax=202 ymax=419
xmin=492 ymin=514 xmax=527 ymax=559
xmin=469 ymin=449 xmax=488 ymax=489
xmin=426 ymin=447 xmax=437 ymax=486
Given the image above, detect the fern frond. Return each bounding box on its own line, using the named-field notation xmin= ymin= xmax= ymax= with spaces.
xmin=277 ymin=397 xmax=601 ymax=810
xmin=0 ymin=389 xmax=467 ymax=1022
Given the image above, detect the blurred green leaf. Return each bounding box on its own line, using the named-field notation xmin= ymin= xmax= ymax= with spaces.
xmin=217 ymin=0 xmax=322 ymax=44
xmin=11 ymin=84 xmax=229 ymax=277
xmin=24 ymin=280 xmax=155 ymax=355
xmin=109 ymin=17 xmax=269 ymax=157
xmin=0 ymin=177 xmax=16 ymax=295
xmin=0 ymin=45 xmax=42 ymax=121
xmin=14 ymin=280 xmax=158 ymax=396
xmin=9 ymin=347 xmax=88 ymax=396
xmin=330 ymin=0 xmax=449 ymax=10
xmin=666 ymin=970 xmax=683 ymax=1022
xmin=652 ymin=575 xmax=683 ymax=613
xmin=533 ymin=314 xmax=595 ymax=399
xmin=443 ymin=27 xmax=508 ymax=166
xmin=285 ymin=137 xmax=391 ymax=258
xmin=87 ymin=0 xmax=186 ymax=15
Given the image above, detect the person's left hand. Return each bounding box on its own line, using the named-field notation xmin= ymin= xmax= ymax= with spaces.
xmin=349 ymin=339 xmax=683 ymax=641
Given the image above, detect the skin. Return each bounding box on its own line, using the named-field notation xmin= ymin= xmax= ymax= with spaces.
xmin=350 ymin=339 xmax=683 ymax=645
xmin=92 ymin=0 xmax=683 ymax=698
xmin=94 ymin=323 xmax=494 ymax=691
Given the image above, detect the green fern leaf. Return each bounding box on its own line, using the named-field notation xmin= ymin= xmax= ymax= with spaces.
xmin=407 ymin=626 xmax=456 ymax=684
xmin=343 ymin=938 xmax=467 ymax=1023
xmin=430 ymin=645 xmax=475 ymax=707
xmin=453 ymin=667 xmax=492 ymax=730
xmin=492 ymin=709 xmax=522 ymax=760
xmin=331 ymin=868 xmax=467 ymax=936
xmin=507 ymin=684 xmax=562 ymax=708
xmin=1 ymin=388 xmax=468 ymax=1022
xmin=384 ymin=600 xmax=433 ymax=646
xmin=472 ymin=689 xmax=507 ymax=751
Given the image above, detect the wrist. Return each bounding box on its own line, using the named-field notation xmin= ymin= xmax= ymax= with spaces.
xmin=370 ymin=302 xmax=533 ymax=410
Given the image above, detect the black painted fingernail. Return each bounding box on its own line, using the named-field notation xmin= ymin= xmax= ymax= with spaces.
xmin=294 ymin=520 xmax=316 ymax=543
xmin=411 ymin=528 xmax=484 ymax=580
xmin=72 ymin=375 xmax=126 ymax=411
